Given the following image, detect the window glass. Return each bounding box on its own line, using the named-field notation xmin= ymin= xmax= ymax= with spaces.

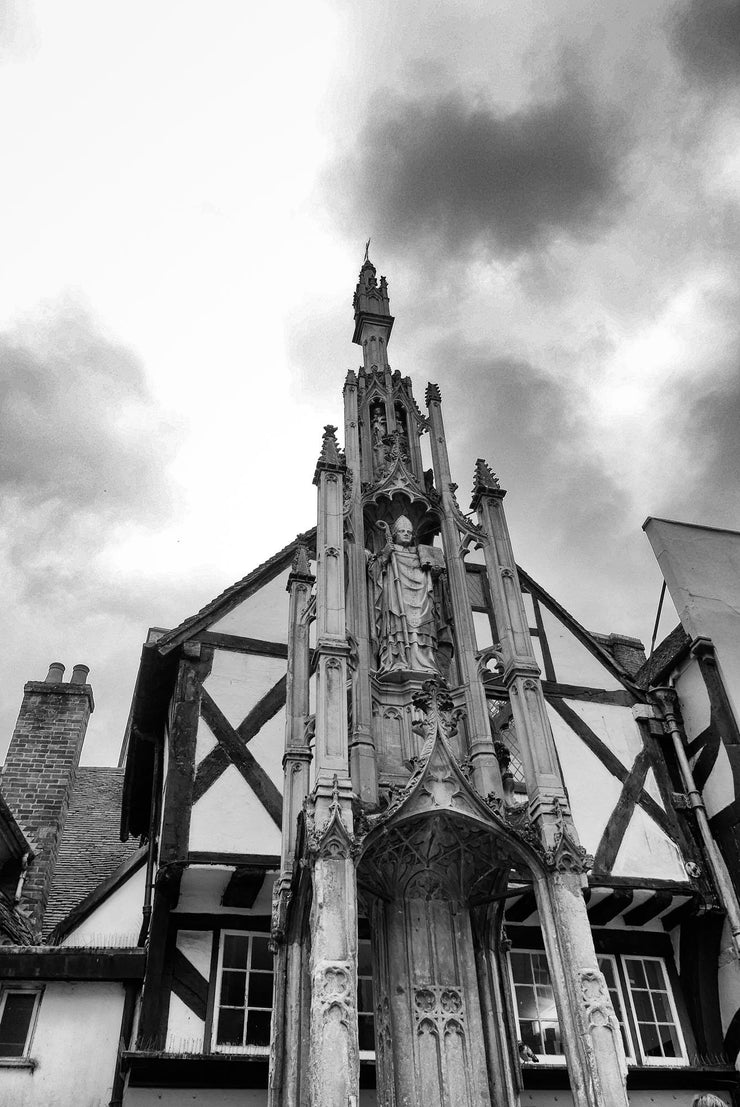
xmin=0 ymin=991 xmax=40 ymax=1057
xmin=622 ymin=956 xmax=686 ymax=1064
xmin=358 ymin=938 xmax=375 ymax=1055
xmin=511 ymin=950 xmax=686 ymax=1068
xmin=510 ymin=951 xmax=562 ymax=1058
xmin=215 ymin=932 xmax=274 ymax=1053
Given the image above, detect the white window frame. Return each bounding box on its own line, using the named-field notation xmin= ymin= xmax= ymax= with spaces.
xmin=508 ymin=949 xmax=566 ymax=1064
xmin=0 ymin=985 xmax=43 ymax=1060
xmin=509 ymin=950 xmax=688 ymax=1069
xmin=357 ymin=937 xmax=375 ymax=1061
xmin=212 ymin=930 xmax=273 ymax=1056
xmin=621 ymin=955 xmax=688 ymax=1067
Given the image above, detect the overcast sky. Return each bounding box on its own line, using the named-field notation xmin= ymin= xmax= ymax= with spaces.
xmin=1 ymin=0 xmax=738 ymax=765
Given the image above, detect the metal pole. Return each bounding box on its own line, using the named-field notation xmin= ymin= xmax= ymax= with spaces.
xmin=652 ymin=685 xmax=740 ymax=959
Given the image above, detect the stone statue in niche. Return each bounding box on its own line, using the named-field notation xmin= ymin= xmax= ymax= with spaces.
xmin=369 ymin=516 xmax=452 ymax=678
xmin=371 ymin=408 xmax=389 ymax=476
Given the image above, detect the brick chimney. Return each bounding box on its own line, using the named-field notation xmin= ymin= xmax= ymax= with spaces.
xmin=1 ymin=662 xmax=94 ymax=933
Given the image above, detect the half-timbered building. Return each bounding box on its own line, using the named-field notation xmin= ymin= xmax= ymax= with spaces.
xmin=1 ymin=259 xmax=739 ymax=1106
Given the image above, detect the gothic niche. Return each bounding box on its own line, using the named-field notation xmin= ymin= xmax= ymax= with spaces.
xmin=368 ymin=515 xmax=453 ymax=680
xmin=370 ymin=403 xmax=389 ymax=478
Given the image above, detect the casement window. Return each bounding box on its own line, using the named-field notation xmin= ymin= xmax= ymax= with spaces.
xmin=622 ymin=956 xmax=687 ymax=1066
xmin=0 ymin=986 xmax=42 ymax=1060
xmin=509 ymin=950 xmax=563 ymax=1060
xmin=358 ymin=938 xmax=375 ymax=1059
xmin=509 ymin=950 xmax=687 ymax=1067
xmin=213 ymin=931 xmax=274 ymax=1054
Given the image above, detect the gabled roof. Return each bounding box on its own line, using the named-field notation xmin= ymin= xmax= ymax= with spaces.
xmin=156 ymin=529 xmax=316 ymax=655
xmin=44 ymin=767 xmax=143 ymax=938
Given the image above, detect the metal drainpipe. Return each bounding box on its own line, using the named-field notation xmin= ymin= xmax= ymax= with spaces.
xmin=652 ymin=684 xmax=740 ymax=959
xmin=14 ymin=851 xmax=30 ymax=904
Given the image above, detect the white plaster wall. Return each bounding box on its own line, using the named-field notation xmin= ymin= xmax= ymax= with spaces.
xmin=178 ymin=929 xmax=213 ymax=979
xmin=248 ymin=705 xmax=285 ymax=789
xmin=565 ymin=700 xmax=643 ymax=771
xmin=675 ymin=657 xmax=735 ymax=818
xmin=539 ymin=607 xmax=623 ymax=690
xmin=195 ymin=715 xmax=219 ymax=763
xmin=0 ymin=982 xmax=124 ymax=1107
xmin=204 ymin=651 xmax=286 ymax=731
xmin=176 ymin=869 xmax=277 ymax=915
xmin=718 ymin=917 xmax=740 ymax=1053
xmin=646 ymin=518 xmax=740 ymax=728
xmin=675 ymin=658 xmax=711 ymax=741
xmin=189 ymin=764 xmax=281 ymax=856
xmin=210 ymin=568 xmax=292 ymax=642
xmin=547 ymin=704 xmax=621 ymax=856
xmin=61 ymin=864 xmax=146 ymax=947
xmin=165 ymin=992 xmax=205 ymax=1053
xmin=612 ymin=806 xmax=687 ymax=881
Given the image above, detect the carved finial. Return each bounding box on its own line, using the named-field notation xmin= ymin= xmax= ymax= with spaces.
xmin=475 ymin=459 xmax=500 ymax=491
xmin=290 ymin=541 xmax=312 ymax=579
xmin=319 ymin=425 xmax=340 ymax=465
xmin=470 ymin=458 xmax=505 ymax=508
xmin=364 ymin=237 xmax=371 ymax=263
xmin=425 ymin=382 xmax=441 ymax=405
xmin=344 ymin=368 xmax=357 ymax=391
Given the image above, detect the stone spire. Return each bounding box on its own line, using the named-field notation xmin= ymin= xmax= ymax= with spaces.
xmin=352 ymin=250 xmax=394 ymax=354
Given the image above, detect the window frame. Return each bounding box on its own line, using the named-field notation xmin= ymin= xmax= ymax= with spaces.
xmin=211 ymin=929 xmax=274 ymax=1056
xmin=357 ymin=936 xmax=375 ymax=1061
xmin=0 ymin=984 xmax=43 ymax=1062
xmin=621 ymin=954 xmax=689 ymax=1067
xmin=507 ymin=948 xmax=566 ymax=1064
xmin=508 ymin=948 xmax=688 ymax=1069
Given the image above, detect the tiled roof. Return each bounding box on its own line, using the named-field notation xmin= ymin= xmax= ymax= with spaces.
xmin=635 ymin=624 xmax=690 ymax=689
xmin=0 ymin=892 xmax=36 ymax=946
xmin=44 ymin=767 xmax=142 ymax=937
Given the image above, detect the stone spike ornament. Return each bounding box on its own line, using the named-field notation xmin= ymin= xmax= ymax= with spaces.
xmin=470 ymin=458 xmax=503 ymax=508
xmin=318 ymin=424 xmax=340 ymax=466
xmin=425 ymin=381 xmax=442 ymax=404
xmin=289 ymin=540 xmax=313 ymax=581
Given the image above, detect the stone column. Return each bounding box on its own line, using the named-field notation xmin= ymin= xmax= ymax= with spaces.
xmin=344 ymin=370 xmax=378 ymax=805
xmin=425 ymin=384 xmax=502 ymax=799
xmin=308 ymin=425 xmax=361 ymax=1107
xmin=280 ymin=542 xmax=315 ymax=880
xmin=472 ymin=460 xmax=629 ymax=1107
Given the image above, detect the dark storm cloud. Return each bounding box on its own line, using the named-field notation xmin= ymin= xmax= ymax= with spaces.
xmin=672 ymin=0 xmax=740 ymax=87
xmin=429 ymin=339 xmax=641 ymax=632
xmin=0 ymin=304 xmax=175 ymax=520
xmin=328 ymin=85 xmax=626 ymax=259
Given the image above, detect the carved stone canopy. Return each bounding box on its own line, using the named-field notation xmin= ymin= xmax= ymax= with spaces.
xmin=358 ymin=681 xmax=541 ymax=902
xmin=358 ymin=812 xmax=520 ymax=905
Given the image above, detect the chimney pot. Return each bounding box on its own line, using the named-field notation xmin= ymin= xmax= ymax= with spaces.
xmin=45 ymin=663 xmax=65 ymax=683
xmin=70 ymin=664 xmax=90 ymax=685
